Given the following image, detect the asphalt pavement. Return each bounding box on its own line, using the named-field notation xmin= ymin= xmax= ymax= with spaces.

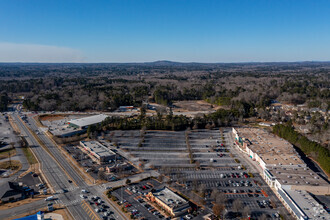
xmin=11 ymin=113 xmax=101 ymax=220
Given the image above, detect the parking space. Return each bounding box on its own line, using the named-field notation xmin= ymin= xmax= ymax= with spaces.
xmin=84 ymin=193 xmax=117 ymax=220
xmin=0 ymin=113 xmax=19 ymax=150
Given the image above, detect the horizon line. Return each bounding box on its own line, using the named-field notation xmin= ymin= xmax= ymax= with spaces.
xmin=1 ymin=60 xmax=330 ymax=65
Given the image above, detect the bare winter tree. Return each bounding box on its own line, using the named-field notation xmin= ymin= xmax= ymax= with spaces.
xmin=242 ymin=206 xmax=251 ymax=218
xmin=232 ymin=199 xmax=242 ymax=213
xmin=212 ymin=203 xmax=225 ymax=218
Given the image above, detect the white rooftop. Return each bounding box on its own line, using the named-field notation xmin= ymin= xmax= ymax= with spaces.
xmin=285 ymin=189 xmax=330 ymax=220
xmin=154 ymin=187 xmax=188 ymax=209
xmin=81 ymin=141 xmax=116 ymax=157
xmin=68 ymin=114 xmax=107 ymax=128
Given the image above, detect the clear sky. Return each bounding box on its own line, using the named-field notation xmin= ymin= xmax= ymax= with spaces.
xmin=0 ymin=0 xmax=330 ymax=63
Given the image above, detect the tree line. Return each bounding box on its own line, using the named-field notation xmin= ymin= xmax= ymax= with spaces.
xmin=273 ymin=123 xmax=330 ymax=174
xmin=0 ymin=93 xmax=9 ymax=111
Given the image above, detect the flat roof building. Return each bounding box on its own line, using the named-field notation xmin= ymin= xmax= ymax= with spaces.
xmin=232 ymin=127 xmax=330 ymax=219
xmin=278 ymin=188 xmax=330 ymax=220
xmin=233 ymin=127 xmax=305 ymax=170
xmin=264 ymin=167 xmax=330 ymax=195
xmin=80 ymin=141 xmax=116 ymax=164
xmin=68 ymin=114 xmax=108 ymax=129
xmin=147 ymin=187 xmax=190 ymax=217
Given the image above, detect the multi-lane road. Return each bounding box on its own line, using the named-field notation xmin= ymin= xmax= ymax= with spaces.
xmin=10 ymin=113 xmax=126 ymax=220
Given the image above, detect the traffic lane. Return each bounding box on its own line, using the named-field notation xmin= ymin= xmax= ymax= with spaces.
xmin=13 ymin=114 xmax=91 ymax=220
xmin=26 ymin=117 xmax=121 ymax=219
xmin=28 ymin=117 xmax=87 ymax=187
xmin=0 ymin=199 xmax=47 ymax=219
xmin=28 ymin=116 xmax=126 ymax=219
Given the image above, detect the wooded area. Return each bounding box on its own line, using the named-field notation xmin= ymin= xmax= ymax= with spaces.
xmin=273 ymin=123 xmax=330 ymax=174
xmin=0 ymin=62 xmax=328 ymax=113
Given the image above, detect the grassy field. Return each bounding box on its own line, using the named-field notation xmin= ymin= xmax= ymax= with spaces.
xmin=21 ymin=146 xmax=38 ymax=164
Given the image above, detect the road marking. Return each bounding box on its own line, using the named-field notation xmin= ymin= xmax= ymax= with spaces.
xmin=81 ymin=200 xmax=100 ymax=220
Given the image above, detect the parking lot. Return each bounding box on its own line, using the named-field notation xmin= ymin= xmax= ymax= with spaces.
xmin=101 ymin=129 xmax=284 ymax=218
xmin=116 ymin=130 xmax=191 ymax=167
xmin=46 ymin=127 xmax=286 ymax=219
xmin=109 ymin=178 xmax=168 ymax=219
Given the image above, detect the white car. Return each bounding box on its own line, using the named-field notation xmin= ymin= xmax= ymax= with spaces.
xmin=80 ymin=194 xmax=86 ymax=199
xmin=45 ymin=196 xmax=55 ymax=201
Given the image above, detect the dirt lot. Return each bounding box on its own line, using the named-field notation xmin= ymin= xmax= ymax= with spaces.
xmin=39 ymin=114 xmax=66 ymax=121
xmin=172 ymin=100 xmax=221 ymax=112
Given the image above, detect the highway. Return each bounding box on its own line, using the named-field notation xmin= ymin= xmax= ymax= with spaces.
xmin=24 ymin=113 xmax=125 ymax=219
xmin=11 ymin=113 xmax=95 ymax=219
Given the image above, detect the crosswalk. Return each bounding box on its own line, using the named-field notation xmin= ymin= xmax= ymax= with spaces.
xmin=56 ymin=198 xmax=83 ymax=206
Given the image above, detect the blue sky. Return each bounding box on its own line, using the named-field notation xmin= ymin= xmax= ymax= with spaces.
xmin=0 ymin=0 xmax=330 ymax=62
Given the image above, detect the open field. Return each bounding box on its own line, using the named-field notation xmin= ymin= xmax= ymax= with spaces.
xmin=172 ymin=100 xmax=219 ymax=112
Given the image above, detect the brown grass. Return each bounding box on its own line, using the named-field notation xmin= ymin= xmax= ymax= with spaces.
xmin=0 ymin=160 xmax=21 ymax=170
xmin=0 ymin=194 xmax=48 ymax=210
xmin=0 ymin=148 xmax=17 ymax=160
